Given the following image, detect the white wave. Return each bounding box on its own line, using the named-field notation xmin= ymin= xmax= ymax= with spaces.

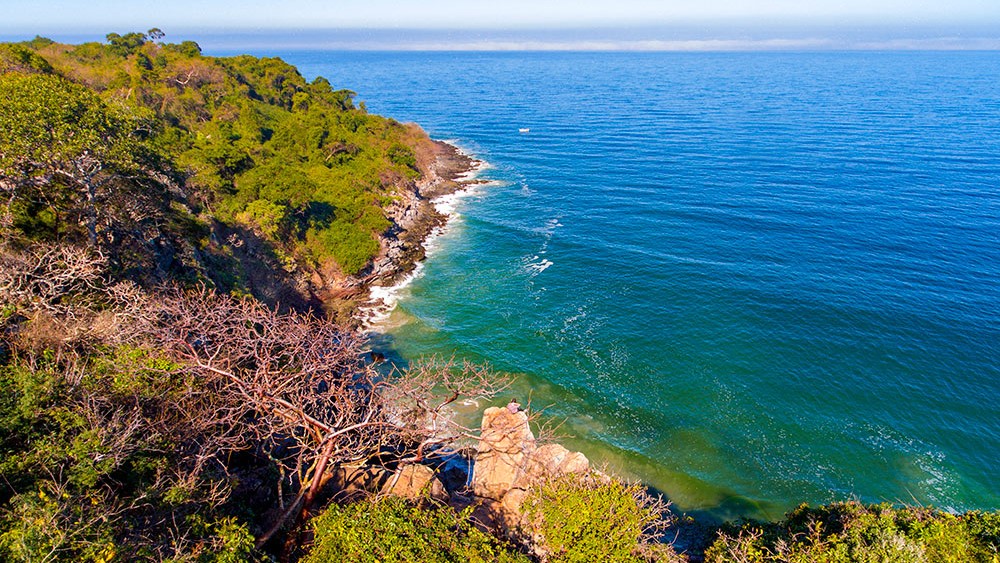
xmin=534 ymin=216 xmax=564 ymax=237
xmin=431 ymin=184 xmax=486 ymax=217
xmin=358 ymin=262 xmax=426 ymax=332
xmin=525 ymin=258 xmax=554 ymax=274
xmin=362 ymin=141 xmax=495 ymax=333
xmin=564 ymin=308 xmax=588 ymax=326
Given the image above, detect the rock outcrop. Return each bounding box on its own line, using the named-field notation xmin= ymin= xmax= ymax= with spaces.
xmin=472 ymin=406 xmax=591 ymax=532
xmin=329 ymin=404 xmax=594 ymax=549
xmin=472 ymin=406 xmax=538 ymax=501
xmin=381 ymin=464 xmax=448 ymax=501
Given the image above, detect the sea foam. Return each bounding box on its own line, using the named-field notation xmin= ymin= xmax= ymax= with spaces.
xmin=361 ymin=145 xmax=493 ymax=332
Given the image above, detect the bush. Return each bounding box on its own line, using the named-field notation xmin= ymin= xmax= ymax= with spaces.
xmin=236 ymin=199 xmax=288 ymax=240
xmin=0 ymin=338 xmax=262 ymax=562
xmin=523 ymin=474 xmax=677 ymax=563
xmin=305 ymin=221 xmax=379 ymax=275
xmin=703 ymin=502 xmax=1000 ymax=563
xmin=304 ymin=496 xmax=529 ymax=563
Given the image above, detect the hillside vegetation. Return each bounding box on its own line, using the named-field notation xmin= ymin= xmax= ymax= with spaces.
xmin=0 ymin=30 xmax=499 ymax=562
xmin=2 ymin=30 xmax=429 ymax=287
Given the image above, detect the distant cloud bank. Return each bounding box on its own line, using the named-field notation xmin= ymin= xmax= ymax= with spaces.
xmin=186 ymin=29 xmax=1000 ymax=52
xmin=3 ymin=26 xmax=999 ymax=52
xmin=265 ymin=38 xmax=1000 ymax=52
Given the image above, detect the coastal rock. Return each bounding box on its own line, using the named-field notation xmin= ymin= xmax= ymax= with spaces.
xmin=329 ymin=462 xmax=446 ymax=502
xmin=470 ymin=407 xmax=594 ymax=560
xmin=523 ymin=443 xmax=590 ymax=481
xmin=472 ymin=409 xmax=591 ymax=500
xmin=382 ymin=464 xmax=447 ymax=501
xmin=472 ymin=406 xmax=592 ymax=534
xmin=472 ymin=407 xmax=536 ymax=500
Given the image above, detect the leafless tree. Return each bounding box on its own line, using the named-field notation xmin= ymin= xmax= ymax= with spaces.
xmin=0 ymin=244 xmax=106 ymax=313
xmin=1 ymin=239 xmax=508 ymax=556
xmin=125 ymin=286 xmax=508 ymax=550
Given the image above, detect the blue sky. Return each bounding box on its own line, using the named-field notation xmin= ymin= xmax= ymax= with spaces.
xmin=3 ymin=0 xmax=999 ymax=50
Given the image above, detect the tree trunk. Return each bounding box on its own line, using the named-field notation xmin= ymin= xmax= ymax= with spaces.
xmin=83 ymin=179 xmax=98 ymax=247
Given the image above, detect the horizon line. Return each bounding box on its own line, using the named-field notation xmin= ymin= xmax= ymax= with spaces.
xmin=2 ymin=28 xmax=999 ymax=53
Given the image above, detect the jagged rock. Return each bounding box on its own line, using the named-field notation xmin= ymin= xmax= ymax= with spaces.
xmin=473 ymin=408 xmax=591 ymax=503
xmin=382 ymin=464 xmax=446 ymax=501
xmin=472 ymin=405 xmax=593 ymax=551
xmin=472 ymin=407 xmax=536 ymax=500
xmin=528 ymin=443 xmax=590 ymax=477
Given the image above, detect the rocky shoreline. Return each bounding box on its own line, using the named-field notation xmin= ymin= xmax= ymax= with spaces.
xmin=352 ymin=138 xmax=484 ymax=328
xmin=210 ymin=136 xmax=482 ymax=325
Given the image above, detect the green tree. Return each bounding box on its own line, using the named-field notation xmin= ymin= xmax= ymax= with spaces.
xmin=0 ymin=44 xmax=53 ymax=73
xmin=104 ymin=32 xmax=147 ymax=57
xmin=0 ymin=73 xmax=148 ymax=245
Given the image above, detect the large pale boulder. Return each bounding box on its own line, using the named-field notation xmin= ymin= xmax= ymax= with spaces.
xmin=522 ymin=443 xmax=589 ymax=481
xmin=472 ymin=407 xmax=591 ymax=504
xmin=472 ymin=407 xmax=536 ymax=500
xmin=382 ymin=464 xmax=446 ymax=500
xmin=468 ymin=406 xmax=597 ymax=558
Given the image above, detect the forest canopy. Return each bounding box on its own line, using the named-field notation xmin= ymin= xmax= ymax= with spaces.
xmin=1 ymin=30 xmax=423 ymax=276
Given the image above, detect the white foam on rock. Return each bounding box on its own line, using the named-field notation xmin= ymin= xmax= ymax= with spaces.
xmin=358 ymin=262 xmax=426 ymax=330
xmin=360 ymin=143 xmax=493 ymax=333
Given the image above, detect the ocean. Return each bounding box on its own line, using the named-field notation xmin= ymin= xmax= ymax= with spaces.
xmin=229 ymin=50 xmax=1000 ymax=520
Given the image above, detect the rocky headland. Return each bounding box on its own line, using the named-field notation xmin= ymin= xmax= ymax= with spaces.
xmin=305 ymin=137 xmax=482 ymax=325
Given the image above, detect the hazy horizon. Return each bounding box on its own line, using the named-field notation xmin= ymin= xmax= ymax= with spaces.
xmin=3 ymin=0 xmax=1000 ymax=51
xmin=2 ymin=25 xmax=1000 ymax=52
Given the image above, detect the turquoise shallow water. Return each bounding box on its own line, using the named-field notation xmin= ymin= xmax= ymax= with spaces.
xmin=225 ymin=50 xmax=1000 ymax=519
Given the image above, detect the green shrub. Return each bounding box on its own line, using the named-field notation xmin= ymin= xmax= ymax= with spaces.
xmin=304 ymin=496 xmax=529 ymax=563
xmin=523 ymin=474 xmax=676 ymax=563
xmin=305 ymin=221 xmax=379 ymax=275
xmin=704 ymin=502 xmax=1000 ymax=563
xmin=236 ymin=199 xmax=288 ymax=240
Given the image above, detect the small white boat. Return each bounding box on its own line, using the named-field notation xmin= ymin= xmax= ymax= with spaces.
xmin=519 ymin=128 xmax=530 ymax=133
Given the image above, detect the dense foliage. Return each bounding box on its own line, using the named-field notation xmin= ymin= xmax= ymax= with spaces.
xmin=0 ymin=343 xmax=260 ymax=562
xmin=1 ymin=30 xmax=426 ymax=277
xmin=704 ymin=502 xmax=1000 ymax=562
xmin=304 ymin=496 xmax=530 ymax=563
xmin=523 ymin=474 xmax=680 ymax=563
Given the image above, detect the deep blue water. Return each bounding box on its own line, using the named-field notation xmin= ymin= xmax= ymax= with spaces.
xmin=229 ymin=50 xmax=1000 ymax=519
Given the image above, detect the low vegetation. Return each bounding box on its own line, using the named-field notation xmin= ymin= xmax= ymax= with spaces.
xmin=705 ymin=502 xmax=1000 ymax=562
xmin=304 ymin=496 xmax=529 ymax=563
xmin=522 ymin=473 xmax=682 ymax=563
